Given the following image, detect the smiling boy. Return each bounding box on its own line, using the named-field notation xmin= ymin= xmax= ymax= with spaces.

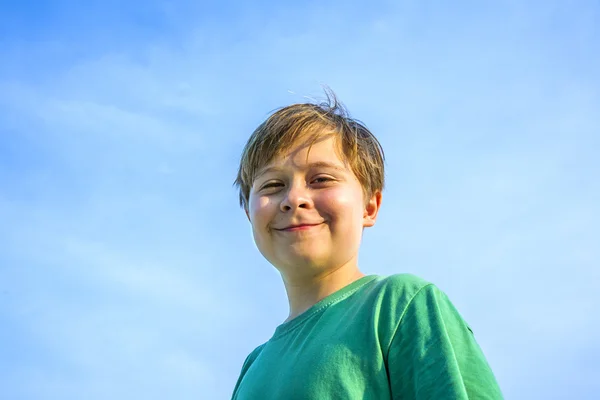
xmin=231 ymin=92 xmax=503 ymax=399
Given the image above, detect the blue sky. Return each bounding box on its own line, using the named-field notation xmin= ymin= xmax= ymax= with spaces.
xmin=1 ymin=0 xmax=599 ymax=399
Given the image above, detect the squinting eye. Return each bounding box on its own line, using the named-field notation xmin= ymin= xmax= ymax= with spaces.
xmin=261 ymin=182 xmax=283 ymax=190
xmin=312 ymin=176 xmax=333 ymax=184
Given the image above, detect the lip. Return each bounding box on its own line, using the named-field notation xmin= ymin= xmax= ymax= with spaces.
xmin=276 ymin=223 xmax=323 ymax=232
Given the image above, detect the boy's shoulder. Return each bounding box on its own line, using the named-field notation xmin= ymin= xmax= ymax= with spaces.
xmin=375 ymin=272 xmax=431 ymax=287
xmin=234 ymin=342 xmax=267 ymax=387
xmin=363 ymin=273 xmax=448 ymax=354
xmin=369 ymin=273 xmax=433 ymax=299
xmin=244 ymin=342 xmax=266 ymax=365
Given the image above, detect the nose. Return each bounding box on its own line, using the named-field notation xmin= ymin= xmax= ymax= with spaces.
xmin=280 ymin=181 xmax=312 ymax=212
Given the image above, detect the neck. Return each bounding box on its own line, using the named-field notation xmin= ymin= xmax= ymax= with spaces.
xmin=281 ymin=260 xmax=365 ymax=323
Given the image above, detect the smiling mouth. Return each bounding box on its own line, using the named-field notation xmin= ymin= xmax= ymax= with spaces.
xmin=276 ymin=223 xmax=323 ymax=232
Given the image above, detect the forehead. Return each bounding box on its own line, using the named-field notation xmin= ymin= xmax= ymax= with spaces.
xmin=258 ymin=134 xmax=348 ymax=173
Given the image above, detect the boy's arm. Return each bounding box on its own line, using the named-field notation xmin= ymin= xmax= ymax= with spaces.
xmin=387 ymin=285 xmax=503 ymax=400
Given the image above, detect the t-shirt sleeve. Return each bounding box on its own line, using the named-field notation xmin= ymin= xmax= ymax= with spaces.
xmin=387 ymin=284 xmax=503 ymax=399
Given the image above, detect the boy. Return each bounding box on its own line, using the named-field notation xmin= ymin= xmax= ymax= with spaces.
xmin=231 ymin=91 xmax=503 ymax=399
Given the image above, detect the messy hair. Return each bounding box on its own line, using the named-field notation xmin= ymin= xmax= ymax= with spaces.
xmin=234 ymin=89 xmax=385 ymax=210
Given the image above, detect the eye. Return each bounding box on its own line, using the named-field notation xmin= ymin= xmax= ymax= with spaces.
xmin=311 ymin=176 xmax=334 ymax=184
xmin=260 ymin=181 xmax=284 ymax=191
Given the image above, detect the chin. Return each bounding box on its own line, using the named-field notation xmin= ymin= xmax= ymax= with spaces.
xmin=276 ymin=251 xmax=333 ymax=272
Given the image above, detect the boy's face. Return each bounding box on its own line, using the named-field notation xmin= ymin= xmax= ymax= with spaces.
xmin=247 ymin=135 xmax=381 ymax=278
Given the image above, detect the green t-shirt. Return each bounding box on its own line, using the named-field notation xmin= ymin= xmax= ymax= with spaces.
xmin=232 ymin=274 xmax=503 ymax=399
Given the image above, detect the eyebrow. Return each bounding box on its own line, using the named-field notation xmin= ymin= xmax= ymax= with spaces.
xmin=255 ymin=161 xmax=347 ymax=179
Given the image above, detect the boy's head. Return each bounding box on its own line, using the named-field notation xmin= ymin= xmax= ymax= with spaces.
xmin=234 ymin=91 xmax=385 ymax=276
xmin=235 ymin=92 xmax=385 ymax=210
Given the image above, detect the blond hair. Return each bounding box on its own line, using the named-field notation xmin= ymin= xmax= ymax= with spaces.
xmin=234 ymin=90 xmax=385 ymax=210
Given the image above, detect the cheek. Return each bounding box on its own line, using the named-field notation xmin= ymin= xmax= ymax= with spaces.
xmin=250 ymin=195 xmax=276 ymax=225
xmin=319 ymin=187 xmax=364 ymax=221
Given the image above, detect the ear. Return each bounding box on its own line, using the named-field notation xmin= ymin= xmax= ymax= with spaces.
xmin=363 ymin=190 xmax=382 ymax=228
